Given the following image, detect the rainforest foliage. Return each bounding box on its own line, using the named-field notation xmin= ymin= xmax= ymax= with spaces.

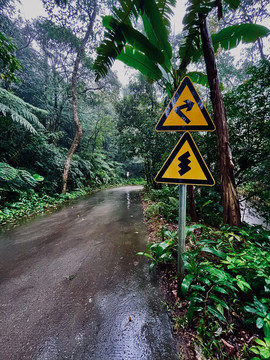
xmin=0 ymin=0 xmax=269 ymax=225
xmin=0 ymin=0 xmax=269 ymax=358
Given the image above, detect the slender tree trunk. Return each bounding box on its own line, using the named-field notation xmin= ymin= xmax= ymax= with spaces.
xmin=199 ymin=15 xmax=241 ymax=226
xmin=62 ymin=3 xmax=97 ymax=194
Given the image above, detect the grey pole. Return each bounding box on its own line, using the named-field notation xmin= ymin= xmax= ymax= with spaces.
xmin=177 ymin=184 xmax=187 ymax=297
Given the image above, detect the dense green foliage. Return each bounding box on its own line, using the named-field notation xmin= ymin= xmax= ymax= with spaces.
xmin=0 ymin=0 xmax=269 ymax=227
xmin=224 ymin=59 xmax=270 ymax=222
xmin=0 ymin=1 xmax=269 ymax=359
xmin=141 ymin=186 xmax=270 ymax=358
xmin=0 ymin=1 xmax=134 ymax=223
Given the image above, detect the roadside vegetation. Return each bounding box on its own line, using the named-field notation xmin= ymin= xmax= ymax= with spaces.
xmin=140 ymin=186 xmax=270 ymax=359
xmin=0 ymin=0 xmax=269 ymax=358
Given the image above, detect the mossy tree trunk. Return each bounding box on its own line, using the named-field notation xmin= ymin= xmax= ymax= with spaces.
xmin=199 ymin=15 xmax=241 ymax=226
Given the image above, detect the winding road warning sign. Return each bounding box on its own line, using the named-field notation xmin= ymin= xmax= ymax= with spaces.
xmin=155 ymin=132 xmax=215 ymax=186
xmin=155 ymin=77 xmax=215 ymax=132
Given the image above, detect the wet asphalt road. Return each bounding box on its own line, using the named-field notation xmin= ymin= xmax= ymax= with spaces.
xmin=0 ymin=186 xmax=178 ymax=360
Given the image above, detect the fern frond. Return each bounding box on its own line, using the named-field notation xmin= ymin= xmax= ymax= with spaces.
xmin=0 ymin=88 xmax=45 ymax=133
xmin=18 ymin=169 xmax=38 ymax=187
xmin=0 ymin=162 xmax=18 ymax=181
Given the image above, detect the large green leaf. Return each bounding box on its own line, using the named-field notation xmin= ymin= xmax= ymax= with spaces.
xmin=179 ymin=29 xmax=201 ymax=72
xmin=103 ymin=16 xmax=165 ymax=64
xmin=94 ymin=0 xmax=139 ymax=80
xmin=94 ymin=0 xmax=174 ymax=80
xmin=95 ymin=12 xmax=167 ymax=79
xmin=141 ymin=0 xmax=172 ymax=61
xmin=111 ymin=0 xmax=139 ymax=24
xmin=19 ymin=170 xmax=38 ymax=187
xmin=156 ymin=0 xmax=176 ymax=28
xmin=181 ymin=274 xmax=194 ymax=296
xmin=142 ymin=0 xmax=175 ymax=70
xmin=94 ymin=34 xmax=123 ymax=80
xmin=185 ymin=23 xmax=270 ymax=65
xmin=186 ymin=71 xmax=209 ymax=87
xmin=207 ymin=305 xmax=227 ymax=322
xmin=212 ymin=24 xmax=270 ymax=51
xmin=117 ymin=46 xmax=163 ymax=80
xmin=141 ymin=12 xmax=171 ymax=71
xmin=201 ymin=246 xmax=227 ymax=259
xmin=224 ymin=0 xmax=240 ymax=10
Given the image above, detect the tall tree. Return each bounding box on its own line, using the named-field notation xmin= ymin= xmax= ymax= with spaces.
xmin=94 ymin=0 xmax=269 ymax=225
xmin=42 ymin=0 xmax=98 ymax=194
xmin=62 ymin=3 xmax=97 ymax=194
xmin=199 ymin=14 xmax=240 ymax=225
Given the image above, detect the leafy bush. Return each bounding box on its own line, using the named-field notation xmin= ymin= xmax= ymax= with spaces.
xmin=0 ymin=162 xmax=44 ymax=202
xmin=0 ymin=188 xmax=90 ymax=224
xmin=144 ymin=187 xmax=179 ymax=222
xmin=181 ymin=224 xmax=270 ymax=358
xmin=138 ymin=215 xmax=270 ymax=358
xmin=137 ymin=229 xmax=177 ymax=272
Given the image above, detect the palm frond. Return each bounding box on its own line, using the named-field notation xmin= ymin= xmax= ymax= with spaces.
xmin=179 ymin=28 xmax=201 ymax=73
xmin=184 ymin=23 xmax=270 ymax=64
xmin=141 ymin=12 xmax=171 ymax=71
xmin=111 ymin=0 xmax=139 ymax=24
xmin=94 ymin=0 xmax=173 ymax=80
xmin=139 ymin=0 xmax=172 ymax=61
xmin=0 ymin=163 xmax=42 ymax=192
xmin=212 ymin=24 xmax=270 ymax=51
xmin=117 ymin=46 xmax=163 ymax=80
xmin=156 ymin=0 xmax=176 ymax=28
xmin=104 ymin=16 xmax=165 ymax=63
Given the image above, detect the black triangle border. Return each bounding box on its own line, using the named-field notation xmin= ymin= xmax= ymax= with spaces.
xmin=155 ymin=77 xmax=215 ymax=132
xmin=155 ymin=132 xmax=215 ymax=186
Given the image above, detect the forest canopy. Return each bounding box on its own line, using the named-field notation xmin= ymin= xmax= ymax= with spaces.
xmin=0 ymin=0 xmax=269 ymax=225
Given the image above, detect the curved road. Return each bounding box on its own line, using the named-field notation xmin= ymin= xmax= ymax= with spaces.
xmin=0 ymin=186 xmax=178 ymax=360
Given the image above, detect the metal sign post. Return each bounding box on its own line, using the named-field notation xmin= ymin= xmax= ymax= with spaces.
xmin=177 ymin=184 xmax=186 ymax=297
xmin=154 ymin=76 xmax=215 ymax=298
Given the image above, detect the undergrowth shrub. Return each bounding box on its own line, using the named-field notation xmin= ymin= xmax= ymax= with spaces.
xmin=181 ymin=224 xmax=270 ymax=359
xmin=139 ymin=213 xmax=270 ymax=359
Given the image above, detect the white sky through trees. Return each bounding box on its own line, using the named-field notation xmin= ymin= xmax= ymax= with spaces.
xmin=17 ymin=0 xmax=187 ymax=85
xmin=16 ymin=0 xmax=270 ymax=85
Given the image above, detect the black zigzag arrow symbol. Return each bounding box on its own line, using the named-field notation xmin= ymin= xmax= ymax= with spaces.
xmin=174 ymin=99 xmax=194 ymax=124
xmin=178 ymin=151 xmax=191 ymax=176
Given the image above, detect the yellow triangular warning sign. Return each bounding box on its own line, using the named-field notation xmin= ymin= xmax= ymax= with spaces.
xmin=155 ymin=77 xmax=215 ymax=132
xmin=155 ymin=132 xmax=215 ymax=186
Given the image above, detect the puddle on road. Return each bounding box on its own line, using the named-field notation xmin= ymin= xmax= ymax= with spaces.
xmin=0 ymin=186 xmax=178 ymax=360
xmin=84 ymin=270 xmax=177 ymax=360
